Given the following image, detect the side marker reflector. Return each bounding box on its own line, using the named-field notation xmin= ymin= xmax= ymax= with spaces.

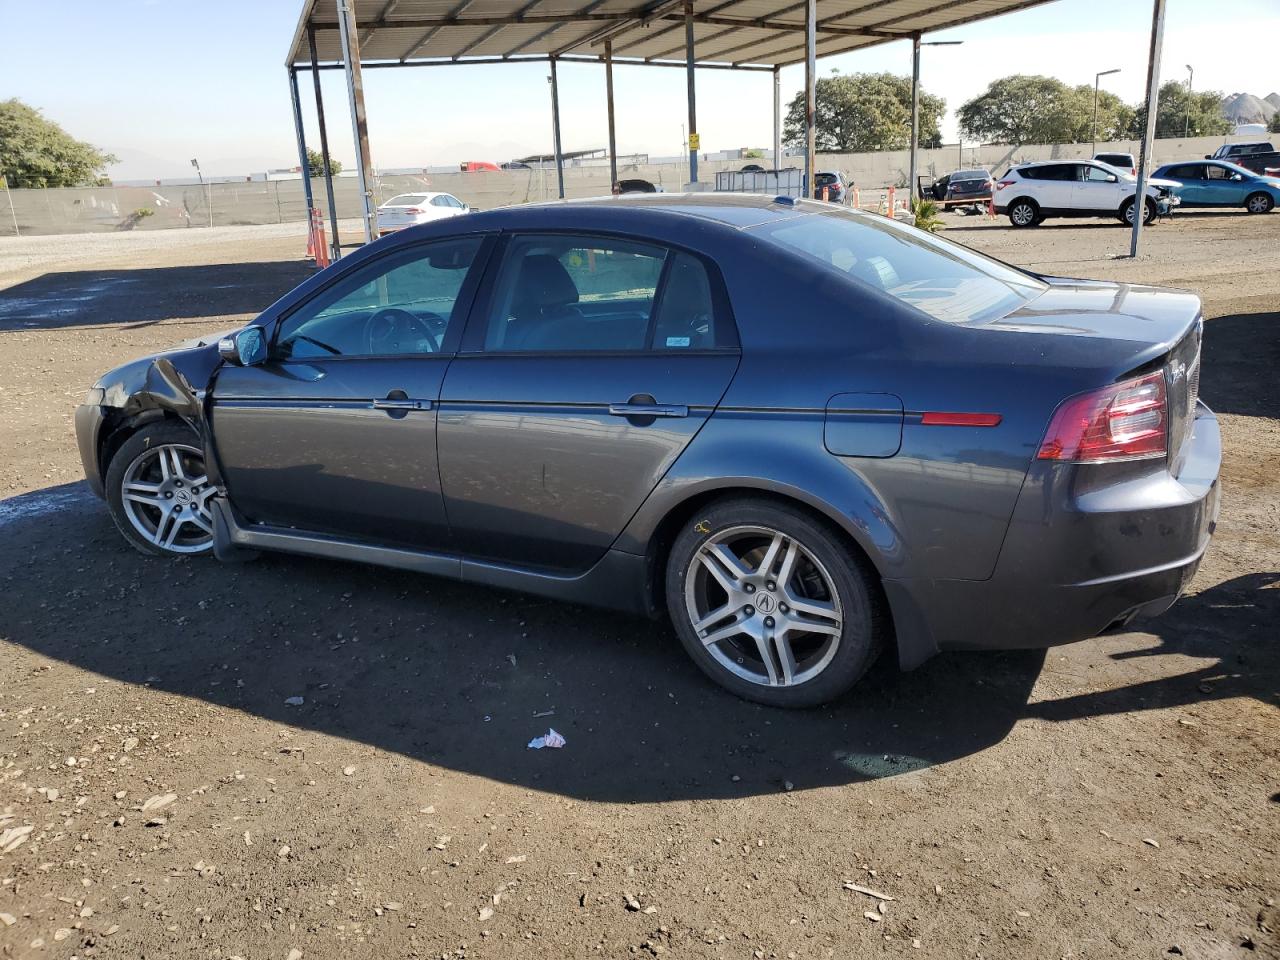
xmin=920 ymin=412 xmax=1003 ymax=427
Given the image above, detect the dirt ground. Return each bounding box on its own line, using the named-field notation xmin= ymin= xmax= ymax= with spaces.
xmin=0 ymin=211 xmax=1276 ymax=960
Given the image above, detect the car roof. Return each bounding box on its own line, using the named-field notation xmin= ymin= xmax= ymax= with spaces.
xmin=461 ymin=192 xmax=818 ymax=230
xmin=384 ymin=191 xmax=446 ymax=200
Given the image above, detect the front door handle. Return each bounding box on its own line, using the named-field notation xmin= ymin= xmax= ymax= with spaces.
xmin=372 ymin=396 xmax=431 ymax=411
xmin=608 ymin=402 xmax=688 ymax=418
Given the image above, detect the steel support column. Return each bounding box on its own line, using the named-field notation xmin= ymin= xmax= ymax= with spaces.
xmin=287 ymin=68 xmax=315 ymax=222
xmin=550 ymin=57 xmax=565 ymax=198
xmin=909 ymin=33 xmax=920 ymax=209
xmin=308 ymin=26 xmax=341 ymax=260
xmin=337 ymin=0 xmax=377 ymax=244
xmin=605 ymin=40 xmax=618 ymax=189
xmin=1130 ymin=0 xmax=1167 ymax=258
xmin=772 ymin=66 xmax=781 ymax=171
xmin=804 ymin=0 xmax=816 ymax=197
xmin=684 ymin=1 xmax=698 ymax=184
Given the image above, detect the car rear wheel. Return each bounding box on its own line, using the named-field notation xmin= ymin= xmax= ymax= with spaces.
xmin=1008 ymin=199 xmax=1039 ymax=228
xmin=105 ymin=422 xmax=215 ymax=558
xmin=1245 ymin=192 xmax=1274 ymax=214
xmin=665 ymin=499 xmax=884 ymax=708
xmin=1121 ymin=197 xmax=1156 ymax=226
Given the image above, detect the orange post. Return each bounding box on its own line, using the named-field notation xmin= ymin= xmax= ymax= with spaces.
xmin=887 ymin=186 xmax=896 ymax=217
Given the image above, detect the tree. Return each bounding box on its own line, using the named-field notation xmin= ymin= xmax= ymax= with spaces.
xmin=306 ymin=148 xmax=342 ymax=177
xmin=958 ymin=75 xmax=1094 ymax=145
xmin=1127 ymin=82 xmax=1231 ymax=139
xmin=1073 ymin=86 xmax=1135 ymax=143
xmin=0 ymin=99 xmax=116 ymax=188
xmin=1269 ymin=113 xmax=1280 ymax=134
xmin=783 ymin=73 xmax=944 ymax=153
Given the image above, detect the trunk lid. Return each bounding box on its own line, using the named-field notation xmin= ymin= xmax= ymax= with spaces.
xmin=990 ymin=278 xmax=1200 ymax=349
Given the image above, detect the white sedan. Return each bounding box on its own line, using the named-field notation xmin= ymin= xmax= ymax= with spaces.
xmin=376 ymin=192 xmax=470 ymax=235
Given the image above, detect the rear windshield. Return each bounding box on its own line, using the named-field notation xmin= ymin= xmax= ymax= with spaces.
xmin=750 ymin=207 xmax=1046 ymax=324
xmin=814 ymin=173 xmax=840 ymax=185
xmin=951 ymin=170 xmax=988 ymax=181
xmin=385 ymin=194 xmax=429 ymax=206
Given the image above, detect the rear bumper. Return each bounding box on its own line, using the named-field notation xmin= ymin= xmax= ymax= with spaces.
xmin=75 ymin=403 xmax=108 ymax=498
xmin=886 ymin=403 xmax=1221 ymax=668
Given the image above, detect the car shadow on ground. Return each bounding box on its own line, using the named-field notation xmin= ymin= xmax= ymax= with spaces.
xmin=1199 ymin=311 xmax=1280 ymax=418
xmin=0 ymin=261 xmax=315 ymax=331
xmin=5 ymin=482 xmax=1277 ymax=804
xmin=1 ymin=482 xmax=1047 ymax=803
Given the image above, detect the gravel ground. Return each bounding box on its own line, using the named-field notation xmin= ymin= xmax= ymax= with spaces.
xmin=0 ymin=210 xmax=1276 ymax=960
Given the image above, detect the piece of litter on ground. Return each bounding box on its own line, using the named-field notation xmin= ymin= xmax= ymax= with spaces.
xmin=533 ymin=709 xmax=555 ymax=718
xmin=479 ymin=906 xmax=494 ymax=921
xmin=1142 ymin=838 xmax=1160 ymax=848
xmin=643 ymin=906 xmax=658 ymax=915
xmin=140 ymin=793 xmax=177 ymax=813
xmin=624 ymin=894 xmax=642 ymax=911
xmin=287 ymin=949 xmax=303 ymax=960
xmin=527 ymin=728 xmax=566 ymax=749
xmin=284 ymin=696 xmax=304 ymax=706
xmin=843 ymin=882 xmax=894 ymax=902
xmin=343 ymin=766 xmax=356 ymax=776
xmin=505 ymin=854 xmax=527 ymax=864
xmin=863 ymin=911 xmax=881 ymax=922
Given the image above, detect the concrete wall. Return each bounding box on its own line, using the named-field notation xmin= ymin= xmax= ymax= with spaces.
xmin=0 ymin=134 xmax=1261 ymax=238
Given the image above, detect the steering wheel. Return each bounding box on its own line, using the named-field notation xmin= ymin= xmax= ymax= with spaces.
xmin=363 ymin=308 xmax=445 ymax=355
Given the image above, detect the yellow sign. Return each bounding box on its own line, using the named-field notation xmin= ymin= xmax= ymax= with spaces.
xmin=688 ymin=133 xmax=700 ymax=150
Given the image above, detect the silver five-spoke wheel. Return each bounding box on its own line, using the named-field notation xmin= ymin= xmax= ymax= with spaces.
xmin=684 ymin=525 xmax=844 ymax=688
xmin=119 ymin=443 xmax=215 ymax=554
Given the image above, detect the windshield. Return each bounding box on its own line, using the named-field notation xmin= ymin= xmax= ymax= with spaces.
xmin=384 ymin=194 xmax=430 ymax=206
xmin=750 ymin=207 xmax=1046 ymax=324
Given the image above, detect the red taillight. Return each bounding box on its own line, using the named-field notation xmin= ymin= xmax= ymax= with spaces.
xmin=996 ymin=179 xmax=1015 ymax=191
xmin=1037 ymin=371 xmax=1167 ymax=463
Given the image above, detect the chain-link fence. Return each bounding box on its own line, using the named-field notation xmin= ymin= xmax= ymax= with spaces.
xmin=0 ymin=135 xmax=1248 ymax=238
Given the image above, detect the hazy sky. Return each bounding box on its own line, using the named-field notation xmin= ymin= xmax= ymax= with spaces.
xmin=3 ymin=0 xmax=1277 ymax=179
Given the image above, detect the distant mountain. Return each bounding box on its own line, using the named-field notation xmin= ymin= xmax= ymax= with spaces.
xmin=1266 ymin=93 xmax=1280 ymax=111
xmin=1221 ymin=92 xmax=1277 ymax=124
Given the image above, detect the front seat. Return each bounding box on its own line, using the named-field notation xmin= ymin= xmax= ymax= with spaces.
xmin=503 ymin=254 xmax=583 ymax=350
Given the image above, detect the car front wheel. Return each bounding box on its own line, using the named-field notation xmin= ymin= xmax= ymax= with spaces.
xmin=1245 ymin=192 xmax=1274 ymax=214
xmin=105 ymin=422 xmax=216 ymax=557
xmin=1121 ymin=197 xmax=1157 ymax=226
xmin=665 ymin=498 xmax=884 ymax=707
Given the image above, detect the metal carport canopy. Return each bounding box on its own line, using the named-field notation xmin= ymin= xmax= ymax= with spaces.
xmin=284 ymin=0 xmax=1073 ymax=255
xmin=286 ymin=0 xmax=1059 ymax=69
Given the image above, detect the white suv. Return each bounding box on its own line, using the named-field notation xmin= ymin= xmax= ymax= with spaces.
xmin=993 ymin=160 xmax=1181 ymax=228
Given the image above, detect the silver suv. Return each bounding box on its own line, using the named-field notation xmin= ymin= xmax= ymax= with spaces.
xmin=994 ymin=160 xmax=1180 ymax=228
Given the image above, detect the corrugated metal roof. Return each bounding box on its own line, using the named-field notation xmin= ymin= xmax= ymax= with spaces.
xmin=286 ymin=0 xmax=1059 ymax=69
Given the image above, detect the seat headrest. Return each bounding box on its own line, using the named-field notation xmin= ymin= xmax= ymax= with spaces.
xmin=511 ymin=254 xmax=579 ymax=310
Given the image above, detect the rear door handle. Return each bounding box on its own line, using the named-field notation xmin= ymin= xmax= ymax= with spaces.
xmin=372 ymin=398 xmax=430 ymax=410
xmin=608 ymin=402 xmax=688 ymax=418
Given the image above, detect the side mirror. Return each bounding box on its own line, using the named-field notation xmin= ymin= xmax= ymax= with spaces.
xmin=1203 ymin=154 xmax=1212 ymax=160
xmin=1232 ymin=173 xmax=1245 ymax=181
xmin=1107 ymin=174 xmax=1118 ymax=183
xmin=218 ymin=325 xmax=267 ymax=366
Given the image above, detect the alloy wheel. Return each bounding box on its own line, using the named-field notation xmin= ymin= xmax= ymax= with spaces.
xmin=683 ymin=525 xmax=844 ymax=688
xmin=1247 ymin=194 xmax=1270 ymax=214
xmin=119 ymin=443 xmax=215 ymax=553
xmin=1010 ymin=203 xmax=1035 ymax=226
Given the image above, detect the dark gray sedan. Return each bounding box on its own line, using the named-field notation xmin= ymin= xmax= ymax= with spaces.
xmin=75 ymin=195 xmax=1220 ymax=707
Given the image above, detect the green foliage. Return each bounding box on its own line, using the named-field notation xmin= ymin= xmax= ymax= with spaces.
xmin=1075 ymin=86 xmax=1135 ymax=142
xmin=783 ymin=73 xmax=945 ymax=153
xmin=1269 ymin=113 xmax=1280 ymax=134
xmin=134 ymin=207 xmax=154 ymax=218
xmin=0 ymin=99 xmax=117 ymax=188
xmin=911 ymin=197 xmax=945 ymax=233
xmin=958 ymin=75 xmax=1095 ymax=145
xmin=742 ymin=148 xmax=764 ymax=159
xmin=306 ymin=148 xmax=342 ymax=177
xmin=1128 ymin=82 xmax=1232 ymax=138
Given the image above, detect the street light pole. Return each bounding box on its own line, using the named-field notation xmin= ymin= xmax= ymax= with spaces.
xmin=191 ymin=158 xmax=212 ymax=228
xmin=1184 ymin=64 xmax=1194 ymax=138
xmin=1093 ymin=68 xmax=1121 ymax=156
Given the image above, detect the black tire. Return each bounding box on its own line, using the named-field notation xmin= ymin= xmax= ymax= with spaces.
xmin=1121 ymin=196 xmax=1156 ymax=226
xmin=1244 ymin=192 xmax=1274 ymax=215
xmin=1007 ymin=198 xmax=1039 ymax=228
xmin=104 ymin=421 xmax=215 ymax=558
xmin=664 ymin=498 xmax=886 ymax=708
